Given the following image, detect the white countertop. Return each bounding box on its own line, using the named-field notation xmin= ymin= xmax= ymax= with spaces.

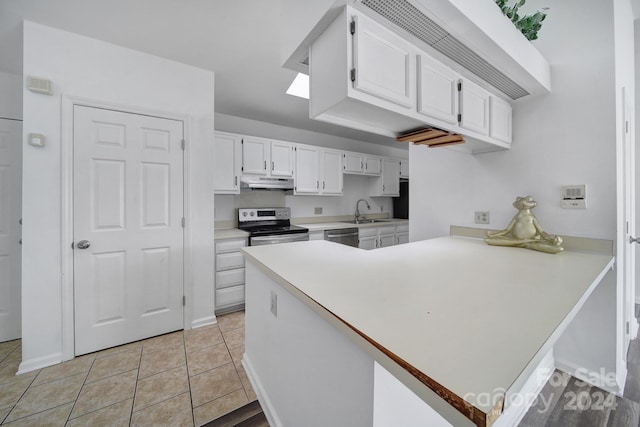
xmin=242 ymin=237 xmax=614 ymax=423
xmin=214 ymin=228 xmax=249 ymax=240
xmin=298 ymin=218 xmax=408 ymax=232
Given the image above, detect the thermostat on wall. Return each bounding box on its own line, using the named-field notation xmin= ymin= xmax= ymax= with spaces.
xmin=561 ymin=185 xmax=586 ymax=209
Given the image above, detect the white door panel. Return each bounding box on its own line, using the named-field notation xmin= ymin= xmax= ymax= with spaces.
xmin=73 ymin=106 xmax=184 ymax=355
xmin=0 ymin=119 xmax=22 ymax=342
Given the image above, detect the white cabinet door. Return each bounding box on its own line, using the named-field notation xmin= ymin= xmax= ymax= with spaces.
xmin=399 ymin=158 xmax=409 ymax=179
xmin=73 ymin=106 xmax=184 ymax=355
xmin=0 ymin=119 xmax=21 ymax=342
xmin=352 ymin=13 xmax=415 ymax=109
xmin=359 ymin=236 xmax=377 ymax=250
xmin=489 ymin=96 xmax=513 ymax=143
xmin=321 ymin=149 xmax=343 ymax=195
xmin=417 ymin=54 xmax=458 ymax=125
xmin=242 ymin=136 xmax=269 ymax=175
xmin=295 ymin=145 xmax=320 ymax=194
xmin=459 ymin=78 xmax=489 ymax=136
xmin=309 ymin=231 xmax=325 ymax=241
xmin=379 ymin=234 xmax=396 ymax=248
xmin=381 ymin=159 xmax=400 ymax=196
xmin=397 ymin=232 xmax=409 ymax=245
xmin=364 ymin=156 xmax=382 ymax=175
xmin=271 ymin=140 xmax=295 ymax=177
xmin=344 ymin=152 xmax=364 ymax=174
xmin=214 ymin=132 xmax=241 ymax=194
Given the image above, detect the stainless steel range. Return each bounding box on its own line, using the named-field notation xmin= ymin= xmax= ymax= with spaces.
xmin=238 ymin=208 xmax=309 ymax=246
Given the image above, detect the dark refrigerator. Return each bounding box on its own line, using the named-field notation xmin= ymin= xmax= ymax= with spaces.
xmin=393 ymin=180 xmax=409 ymax=219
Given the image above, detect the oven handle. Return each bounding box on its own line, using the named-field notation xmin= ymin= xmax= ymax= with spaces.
xmin=250 ymin=233 xmax=309 ymax=245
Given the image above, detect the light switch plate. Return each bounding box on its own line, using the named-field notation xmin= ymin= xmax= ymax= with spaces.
xmin=314 ymin=207 xmax=323 ymax=215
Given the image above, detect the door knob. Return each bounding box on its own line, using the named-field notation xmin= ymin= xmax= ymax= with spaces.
xmin=630 ymin=236 xmax=640 ymax=244
xmin=76 ymin=240 xmax=91 ymax=249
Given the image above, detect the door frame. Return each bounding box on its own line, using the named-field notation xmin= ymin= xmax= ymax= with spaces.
xmin=60 ymin=95 xmax=192 ymax=361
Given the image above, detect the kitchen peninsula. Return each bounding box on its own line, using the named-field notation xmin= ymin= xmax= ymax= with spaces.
xmin=241 ymin=234 xmax=614 ymax=427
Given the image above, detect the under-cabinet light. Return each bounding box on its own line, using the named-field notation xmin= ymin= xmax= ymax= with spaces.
xmin=286 ymin=73 xmax=309 ymax=99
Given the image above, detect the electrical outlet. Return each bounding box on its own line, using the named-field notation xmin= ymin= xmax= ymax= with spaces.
xmin=270 ymin=290 xmax=277 ymax=317
xmin=314 ymin=207 xmax=323 ymax=215
xmin=474 ymin=211 xmax=490 ymax=224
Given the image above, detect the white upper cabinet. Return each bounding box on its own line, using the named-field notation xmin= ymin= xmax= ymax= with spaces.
xmin=489 ymin=96 xmax=513 ymax=143
xmin=399 ymin=158 xmax=409 ymax=179
xmin=242 ymin=136 xmax=294 ymax=177
xmin=214 ymin=132 xmax=242 ymax=194
xmin=363 ymin=156 xmax=382 ymax=176
xmin=417 ymin=54 xmax=459 ymax=125
xmin=294 ymin=145 xmax=320 ymax=194
xmin=321 ymin=149 xmax=343 ymax=195
xmin=294 ymin=145 xmax=343 ymax=196
xmin=270 ymin=140 xmax=295 ymax=177
xmin=343 ymin=152 xmax=364 ymax=174
xmin=369 ymin=158 xmax=400 ymax=197
xmin=458 ymin=78 xmax=490 ymax=136
xmin=352 ymin=13 xmax=415 ymax=109
xmin=309 ymin=6 xmax=514 ymax=154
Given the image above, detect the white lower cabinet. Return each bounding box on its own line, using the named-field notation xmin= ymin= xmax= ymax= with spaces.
xmin=215 ymin=236 xmax=247 ymax=313
xmin=358 ymin=224 xmax=408 ymax=250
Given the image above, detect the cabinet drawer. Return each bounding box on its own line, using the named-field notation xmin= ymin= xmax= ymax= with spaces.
xmin=216 ymin=252 xmax=245 ymax=271
xmin=378 ymin=226 xmax=396 ymax=236
xmin=396 ymin=224 xmax=409 ymax=233
xmin=215 ymin=238 xmax=247 ymax=253
xmin=216 ymin=268 xmax=245 ymax=290
xmin=358 ymin=227 xmax=378 ymax=238
xmin=215 ymin=285 xmax=245 ymax=309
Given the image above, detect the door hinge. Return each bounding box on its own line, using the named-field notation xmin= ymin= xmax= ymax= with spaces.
xmin=457 ymin=81 xmax=462 ymax=91
xmin=627 ymin=321 xmax=630 ymax=334
xmin=181 ymin=217 xmax=185 ymax=228
xmin=181 ymin=139 xmax=185 ymax=150
xmin=457 ymin=113 xmax=462 ymax=123
xmin=350 ymin=68 xmax=356 ymax=82
xmin=183 ymin=295 xmax=186 ymax=306
xmin=350 ymin=20 xmax=356 ymax=35
xmin=626 ymin=120 xmax=630 ymax=134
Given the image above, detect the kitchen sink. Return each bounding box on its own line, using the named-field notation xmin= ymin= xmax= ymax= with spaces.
xmin=341 ymin=219 xmax=390 ymax=224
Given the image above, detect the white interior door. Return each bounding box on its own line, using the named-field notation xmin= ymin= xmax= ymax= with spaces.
xmin=73 ymin=106 xmax=184 ymax=355
xmin=0 ymin=119 xmax=22 ymax=342
xmin=623 ymin=88 xmax=637 ymax=354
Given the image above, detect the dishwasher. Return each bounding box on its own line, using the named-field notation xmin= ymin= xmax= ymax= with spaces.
xmin=324 ymin=227 xmax=359 ymax=247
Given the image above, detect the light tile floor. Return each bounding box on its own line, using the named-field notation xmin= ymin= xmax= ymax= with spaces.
xmin=0 ymin=311 xmax=254 ymax=427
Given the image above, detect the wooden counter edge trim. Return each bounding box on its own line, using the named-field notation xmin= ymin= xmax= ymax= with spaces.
xmin=242 ymin=250 xmax=496 ymax=427
xmin=330 ymin=312 xmax=500 ymax=427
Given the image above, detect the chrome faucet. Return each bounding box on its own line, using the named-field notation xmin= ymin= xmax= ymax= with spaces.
xmin=355 ymin=198 xmax=371 ymax=222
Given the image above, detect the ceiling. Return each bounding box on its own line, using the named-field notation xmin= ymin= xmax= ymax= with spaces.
xmin=0 ymin=0 xmax=395 ymax=145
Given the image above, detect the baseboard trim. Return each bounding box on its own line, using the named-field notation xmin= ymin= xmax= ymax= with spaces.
xmin=555 ymin=358 xmax=622 ymax=395
xmin=243 ymin=353 xmax=283 ymax=427
xmin=18 ymin=352 xmax=62 ymax=375
xmin=191 ymin=315 xmax=217 ymax=329
xmin=493 ymin=349 xmax=555 ymax=427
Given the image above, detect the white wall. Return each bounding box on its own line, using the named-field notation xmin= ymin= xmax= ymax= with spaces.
xmin=21 ymin=21 xmax=215 ymax=371
xmin=410 ymin=0 xmax=626 ymax=389
xmin=0 ymin=71 xmax=23 ymax=120
xmin=215 ymin=113 xmax=407 ymax=221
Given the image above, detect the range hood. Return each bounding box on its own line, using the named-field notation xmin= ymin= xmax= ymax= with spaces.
xmin=240 ymin=176 xmax=295 ymax=190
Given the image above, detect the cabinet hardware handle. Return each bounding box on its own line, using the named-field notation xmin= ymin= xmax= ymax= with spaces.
xmin=234 ymin=176 xmax=238 ymax=186
xmin=264 ymin=160 xmax=267 ymax=170
xmin=323 ymin=181 xmax=325 ymax=189
xmin=361 ymin=161 xmax=363 ymax=170
xmin=272 ymin=161 xmax=274 ymax=171
xmin=383 ymin=185 xmax=385 ymax=191
xmin=365 ymin=162 xmax=368 ymax=170
xmin=317 ymin=181 xmax=319 ymax=189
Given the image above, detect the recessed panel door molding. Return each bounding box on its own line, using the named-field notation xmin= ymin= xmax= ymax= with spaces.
xmin=270 ymin=141 xmax=294 ymax=177
xmin=417 ymin=54 xmax=459 ymax=125
xmin=0 ymin=119 xmax=22 ymax=342
xmin=242 ymin=136 xmax=269 ymax=175
xmin=73 ymin=106 xmax=184 ymax=355
xmin=352 ymin=13 xmax=415 ymax=109
xmin=459 ymin=78 xmax=490 ymax=136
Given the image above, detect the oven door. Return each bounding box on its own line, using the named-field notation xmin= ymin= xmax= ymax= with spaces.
xmin=250 ymin=233 xmax=310 ymax=246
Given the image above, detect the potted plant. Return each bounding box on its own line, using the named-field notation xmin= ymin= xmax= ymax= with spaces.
xmin=494 ymin=0 xmax=549 ymax=41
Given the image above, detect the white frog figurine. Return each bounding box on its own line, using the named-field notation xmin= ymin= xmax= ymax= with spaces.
xmin=485 ymin=196 xmax=563 ymax=254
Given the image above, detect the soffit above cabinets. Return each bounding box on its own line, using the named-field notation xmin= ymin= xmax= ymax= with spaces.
xmin=282 ymin=0 xmax=551 ymax=100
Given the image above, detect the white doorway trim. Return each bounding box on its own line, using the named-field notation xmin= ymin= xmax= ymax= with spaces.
xmin=60 ymin=95 xmax=193 ymax=361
